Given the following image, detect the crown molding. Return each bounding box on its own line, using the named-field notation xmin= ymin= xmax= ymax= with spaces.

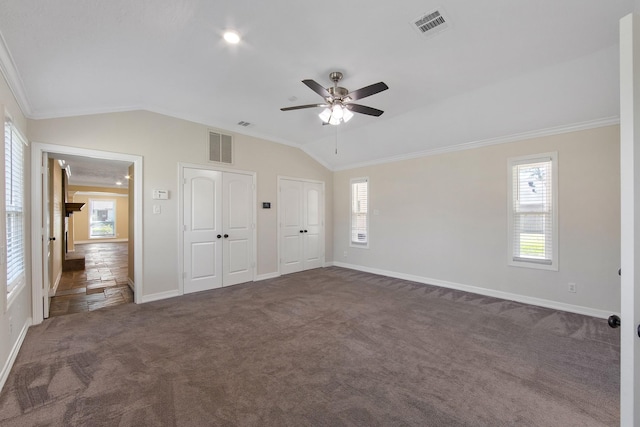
xmin=332 ymin=116 xmax=621 ymax=171
xmin=0 ymin=30 xmax=32 ymax=116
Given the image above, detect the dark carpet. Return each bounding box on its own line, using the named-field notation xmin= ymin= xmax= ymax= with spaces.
xmin=0 ymin=267 xmax=619 ymax=426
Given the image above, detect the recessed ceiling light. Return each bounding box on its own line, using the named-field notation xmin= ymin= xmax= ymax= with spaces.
xmin=125 ymin=175 xmax=131 ymax=180
xmin=223 ymin=30 xmax=241 ymax=44
xmin=116 ymin=181 xmax=122 ymax=186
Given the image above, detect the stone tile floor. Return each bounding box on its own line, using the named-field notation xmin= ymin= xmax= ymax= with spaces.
xmin=49 ymin=242 xmax=133 ymax=317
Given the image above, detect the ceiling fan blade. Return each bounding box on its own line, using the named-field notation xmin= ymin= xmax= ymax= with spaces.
xmin=346 ymin=103 xmax=384 ymax=117
xmin=280 ymin=103 xmax=327 ymax=111
xmin=302 ymin=79 xmax=331 ymax=99
xmin=347 ymin=82 xmax=389 ymax=101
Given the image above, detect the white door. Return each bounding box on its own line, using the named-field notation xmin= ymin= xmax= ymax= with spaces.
xmin=41 ymin=152 xmax=51 ymax=319
xmin=620 ymin=12 xmax=640 ymax=425
xmin=183 ymin=168 xmax=223 ymax=293
xmin=280 ymin=179 xmax=304 ymax=275
xmin=302 ymin=182 xmax=323 ymax=270
xmin=222 ymin=172 xmax=254 ymax=286
xmin=279 ymin=178 xmax=324 ymax=275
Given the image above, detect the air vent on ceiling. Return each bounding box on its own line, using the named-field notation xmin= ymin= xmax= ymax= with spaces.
xmin=411 ymin=9 xmax=449 ymax=38
xmin=237 ymin=121 xmax=251 ymax=127
xmin=209 ymin=131 xmax=233 ymax=164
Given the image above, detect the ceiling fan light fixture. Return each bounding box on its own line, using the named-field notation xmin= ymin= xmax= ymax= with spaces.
xmin=342 ymin=108 xmax=354 ymax=123
xmin=319 ymin=108 xmax=332 ymax=123
xmin=328 ymin=115 xmax=341 ymax=126
xmin=332 ymin=104 xmax=344 ymax=120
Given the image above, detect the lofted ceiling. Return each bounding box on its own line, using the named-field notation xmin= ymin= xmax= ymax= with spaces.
xmin=0 ymin=0 xmax=633 ymax=173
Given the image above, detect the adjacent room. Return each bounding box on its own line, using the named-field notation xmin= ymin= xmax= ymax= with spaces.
xmin=0 ymin=1 xmax=638 ymax=425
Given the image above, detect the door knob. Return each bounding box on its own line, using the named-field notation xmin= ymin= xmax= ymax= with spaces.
xmin=48 ymin=237 xmax=56 ymax=241
xmin=224 ymin=234 xmax=229 ymax=238
xmin=608 ymin=315 xmax=621 ymax=328
xmin=304 ymin=230 xmax=308 ymax=233
xmin=217 ymin=234 xmax=222 ymax=239
xmin=300 ymin=230 xmax=304 ymax=233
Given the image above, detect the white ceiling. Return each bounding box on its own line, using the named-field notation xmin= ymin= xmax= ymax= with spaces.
xmin=0 ymin=0 xmax=633 ymax=172
xmin=51 ymin=154 xmax=131 ymax=188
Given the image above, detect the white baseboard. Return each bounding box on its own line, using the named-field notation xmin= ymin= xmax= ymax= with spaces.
xmin=255 ymin=272 xmax=280 ymax=281
xmin=332 ymin=262 xmax=614 ymax=319
xmin=140 ymin=289 xmax=181 ymax=304
xmin=0 ymin=317 xmax=32 ymax=393
xmin=48 ymin=269 xmax=63 ymax=297
xmin=324 ymin=261 xmax=335 ymax=267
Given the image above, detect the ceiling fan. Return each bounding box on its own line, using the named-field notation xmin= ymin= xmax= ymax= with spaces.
xmin=281 ymin=72 xmax=388 ymax=125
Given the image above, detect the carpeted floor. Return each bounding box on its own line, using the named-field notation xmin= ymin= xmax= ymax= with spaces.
xmin=0 ymin=267 xmax=619 ymax=426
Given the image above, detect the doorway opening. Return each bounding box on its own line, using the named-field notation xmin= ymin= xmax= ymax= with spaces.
xmin=30 ymin=143 xmax=143 ymax=325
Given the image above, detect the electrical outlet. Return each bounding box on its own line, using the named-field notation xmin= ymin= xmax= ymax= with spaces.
xmin=568 ymin=282 xmax=577 ymax=293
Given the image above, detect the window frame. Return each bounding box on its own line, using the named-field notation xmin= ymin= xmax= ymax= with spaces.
xmin=4 ymin=115 xmax=28 ymax=307
xmin=507 ymin=152 xmax=558 ymax=271
xmin=88 ymin=199 xmax=117 ymax=239
xmin=350 ymin=177 xmax=369 ymax=249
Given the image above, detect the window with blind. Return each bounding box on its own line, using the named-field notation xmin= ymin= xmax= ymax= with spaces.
xmin=508 ymin=153 xmax=558 ymax=270
xmin=350 ymin=177 xmax=369 ymax=247
xmin=5 ymin=119 xmax=26 ymax=294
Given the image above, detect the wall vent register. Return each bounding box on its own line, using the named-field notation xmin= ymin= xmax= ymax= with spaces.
xmin=209 ymin=131 xmax=233 ymax=164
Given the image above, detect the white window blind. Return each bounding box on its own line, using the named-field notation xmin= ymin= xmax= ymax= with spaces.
xmin=508 ymin=153 xmax=557 ymax=269
xmin=351 ymin=178 xmax=368 ymax=246
xmin=5 ymin=119 xmax=26 ymax=293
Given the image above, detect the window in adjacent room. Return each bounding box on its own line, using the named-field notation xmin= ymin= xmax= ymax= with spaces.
xmin=508 ymin=153 xmax=558 ymax=270
xmin=5 ymin=117 xmax=27 ymax=298
xmin=351 ymin=177 xmax=369 ymax=247
xmin=89 ymin=200 xmax=116 ymax=238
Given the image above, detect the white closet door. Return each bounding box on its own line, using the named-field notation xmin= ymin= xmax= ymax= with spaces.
xmin=303 ymin=182 xmax=323 ymax=270
xmin=223 ymin=172 xmax=253 ymax=286
xmin=280 ymin=179 xmax=304 ymax=275
xmin=184 ymin=168 xmax=223 ymax=293
xmin=279 ymin=178 xmax=324 ymax=275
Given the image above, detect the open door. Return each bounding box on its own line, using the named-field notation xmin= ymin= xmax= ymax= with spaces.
xmin=40 ymin=152 xmax=51 ymax=319
xmin=619 ymin=12 xmax=640 ymax=426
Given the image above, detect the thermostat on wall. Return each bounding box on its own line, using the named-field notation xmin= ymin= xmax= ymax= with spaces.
xmin=153 ymin=189 xmax=169 ymax=200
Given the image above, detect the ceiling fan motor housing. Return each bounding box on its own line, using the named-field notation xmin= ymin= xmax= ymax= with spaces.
xmin=328 ymin=86 xmax=349 ymax=102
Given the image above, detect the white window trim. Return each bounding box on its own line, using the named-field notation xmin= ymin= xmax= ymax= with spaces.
xmin=88 ymin=198 xmax=117 ymax=239
xmin=507 ymin=152 xmax=558 ymax=271
xmin=350 ymin=177 xmax=369 ymax=249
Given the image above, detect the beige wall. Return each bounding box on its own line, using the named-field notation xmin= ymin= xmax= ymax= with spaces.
xmin=0 ymin=72 xmax=31 ymax=389
xmin=28 ymin=110 xmax=334 ymax=298
xmin=68 ymin=187 xmax=129 ymax=243
xmin=334 ymin=125 xmax=621 ymax=314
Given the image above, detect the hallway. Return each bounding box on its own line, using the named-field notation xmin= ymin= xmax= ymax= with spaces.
xmin=49 ymin=242 xmax=133 ymax=317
